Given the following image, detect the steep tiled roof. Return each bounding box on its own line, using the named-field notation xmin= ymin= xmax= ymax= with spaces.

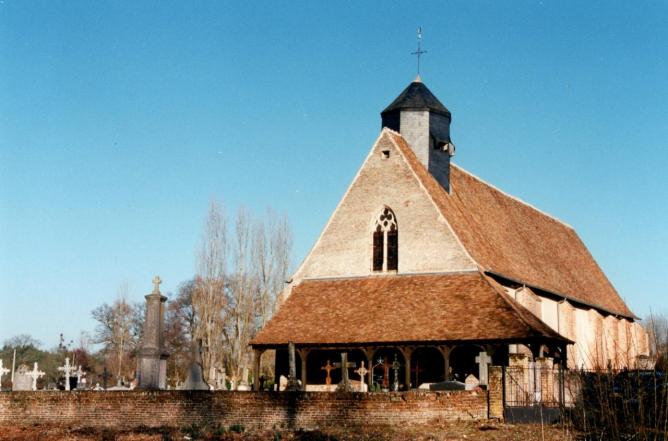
xmin=251 ymin=272 xmax=567 ymax=346
xmin=387 ymin=130 xmax=634 ymax=318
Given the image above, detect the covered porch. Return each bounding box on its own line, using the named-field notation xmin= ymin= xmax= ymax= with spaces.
xmin=250 ymin=272 xmax=571 ymax=391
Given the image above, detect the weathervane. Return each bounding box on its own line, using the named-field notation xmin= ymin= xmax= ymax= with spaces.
xmin=411 ymin=27 xmax=427 ymax=76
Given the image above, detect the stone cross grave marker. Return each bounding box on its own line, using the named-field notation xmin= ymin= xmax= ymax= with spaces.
xmin=320 ymin=360 xmax=337 ymax=385
xmin=28 ymin=362 xmax=45 ymax=391
xmin=58 ymin=357 xmax=75 ymax=391
xmin=411 ymin=360 xmax=425 ymax=387
xmin=475 ymin=351 xmax=492 ymax=386
xmin=391 ymin=354 xmax=401 ymax=391
xmin=333 ymin=353 xmax=356 ymax=391
xmin=101 ymin=366 xmax=112 ymax=390
xmin=75 ymin=365 xmax=85 ymax=389
xmin=0 ymin=359 xmax=9 ymax=387
xmin=354 ymin=361 xmax=369 ymax=392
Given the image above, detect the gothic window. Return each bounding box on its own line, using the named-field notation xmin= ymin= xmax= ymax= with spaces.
xmin=373 ymin=207 xmax=398 ymax=272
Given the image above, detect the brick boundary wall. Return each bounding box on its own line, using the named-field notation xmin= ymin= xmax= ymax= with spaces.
xmin=0 ymin=389 xmax=490 ymax=431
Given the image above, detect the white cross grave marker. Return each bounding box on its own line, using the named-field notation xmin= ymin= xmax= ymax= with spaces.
xmin=354 ymin=361 xmax=369 ymax=392
xmin=28 ymin=362 xmax=45 ymax=391
xmin=475 ymin=351 xmax=492 ymax=386
xmin=0 ymin=359 xmax=10 ymax=386
xmin=75 ymin=365 xmax=86 ymax=389
xmin=58 ymin=357 xmax=75 ymax=391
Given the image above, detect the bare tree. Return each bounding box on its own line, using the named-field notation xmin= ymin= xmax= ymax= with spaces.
xmin=644 ymin=310 xmax=668 ymax=369
xmin=91 ymin=282 xmax=140 ymax=383
xmin=252 ymin=209 xmax=293 ymax=329
xmin=192 ymin=200 xmax=228 ymax=381
xmin=224 ymin=207 xmax=257 ymax=381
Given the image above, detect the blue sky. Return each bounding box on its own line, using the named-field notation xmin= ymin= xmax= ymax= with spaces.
xmin=1 ymin=1 xmax=667 ymax=349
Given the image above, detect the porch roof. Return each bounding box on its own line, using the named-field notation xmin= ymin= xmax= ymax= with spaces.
xmin=251 ymin=272 xmax=570 ymax=348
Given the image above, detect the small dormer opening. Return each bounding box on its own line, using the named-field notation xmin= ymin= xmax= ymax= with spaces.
xmin=381 ymin=150 xmax=390 ymax=159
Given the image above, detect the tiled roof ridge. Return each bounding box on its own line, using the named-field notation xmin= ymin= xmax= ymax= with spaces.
xmin=450 ymin=163 xmax=574 ymax=230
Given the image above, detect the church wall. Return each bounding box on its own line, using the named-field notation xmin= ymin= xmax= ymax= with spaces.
xmin=540 ymin=296 xmax=559 ymax=332
xmin=515 ymin=287 xmax=542 ymax=319
xmin=635 ymin=321 xmax=650 ymax=357
xmin=617 ymin=318 xmax=630 ymax=367
xmin=558 ymin=301 xmax=578 ymax=369
xmin=574 ymin=308 xmax=594 ymax=369
xmin=603 ymin=315 xmax=619 ymax=368
xmin=293 ymin=132 xmax=476 ymax=281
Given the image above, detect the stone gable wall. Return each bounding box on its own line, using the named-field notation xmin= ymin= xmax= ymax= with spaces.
xmin=294 ymin=133 xmax=475 ymax=280
xmin=0 ymin=390 xmax=489 ymax=430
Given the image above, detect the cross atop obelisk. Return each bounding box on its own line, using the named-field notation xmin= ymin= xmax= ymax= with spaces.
xmin=152 ymin=275 xmax=162 ymax=293
xmin=411 ymin=27 xmax=427 ymax=76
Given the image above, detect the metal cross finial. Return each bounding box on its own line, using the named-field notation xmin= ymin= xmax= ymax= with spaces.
xmin=411 ymin=27 xmax=427 ymax=75
xmin=152 ymin=275 xmax=162 ymax=292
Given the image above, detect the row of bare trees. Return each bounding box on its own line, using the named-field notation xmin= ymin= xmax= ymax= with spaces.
xmin=190 ymin=201 xmax=292 ymax=384
xmin=86 ymin=201 xmax=292 ymax=387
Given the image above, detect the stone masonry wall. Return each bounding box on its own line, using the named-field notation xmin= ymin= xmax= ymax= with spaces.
xmin=293 ymin=131 xmax=476 ymax=281
xmin=0 ymin=390 xmax=490 ymax=431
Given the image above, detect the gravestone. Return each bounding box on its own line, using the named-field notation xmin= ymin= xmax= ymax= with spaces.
xmin=0 ymin=359 xmax=10 ymax=388
xmin=391 ymin=354 xmax=401 ymax=391
xmin=286 ymin=341 xmax=299 ymax=391
xmin=429 ymin=380 xmax=466 ymax=391
xmin=100 ymin=366 xmax=112 ymax=390
xmin=376 ymin=357 xmax=392 ymax=390
xmin=321 ymin=360 xmax=336 ymax=385
xmin=57 ymin=357 xmax=76 ymax=391
xmin=180 ymin=339 xmax=210 ymax=390
xmin=137 ymin=276 xmax=170 ymax=389
xmin=75 ymin=365 xmax=86 ymax=390
xmin=354 ymin=361 xmax=369 ymax=392
xmin=12 ymin=365 xmax=32 ymax=391
xmin=475 ymin=351 xmax=492 ymax=386
xmin=334 ymin=353 xmax=355 ymax=392
xmin=28 ymin=362 xmax=45 ymax=391
xmin=465 ymin=374 xmax=480 ymax=390
xmin=237 ymin=367 xmax=251 ymax=391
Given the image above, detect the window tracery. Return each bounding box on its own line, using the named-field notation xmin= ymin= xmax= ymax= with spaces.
xmin=373 ymin=207 xmax=398 ymax=272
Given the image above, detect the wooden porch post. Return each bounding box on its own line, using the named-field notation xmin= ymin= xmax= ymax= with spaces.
xmin=297 ymin=348 xmax=310 ymax=389
xmin=252 ymin=348 xmax=264 ymax=391
xmin=400 ymin=347 xmax=413 ymax=389
xmin=438 ymin=345 xmax=452 ymax=381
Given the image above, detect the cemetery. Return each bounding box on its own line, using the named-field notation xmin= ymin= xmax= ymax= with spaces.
xmin=0 ymin=76 xmax=660 ymax=440
xmin=1 ymin=6 xmax=665 ymax=439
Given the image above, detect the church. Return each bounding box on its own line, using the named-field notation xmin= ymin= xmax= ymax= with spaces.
xmin=250 ymin=77 xmax=650 ymax=391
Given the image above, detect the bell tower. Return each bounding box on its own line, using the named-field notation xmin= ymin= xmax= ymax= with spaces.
xmin=381 ymin=77 xmax=455 ymax=191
